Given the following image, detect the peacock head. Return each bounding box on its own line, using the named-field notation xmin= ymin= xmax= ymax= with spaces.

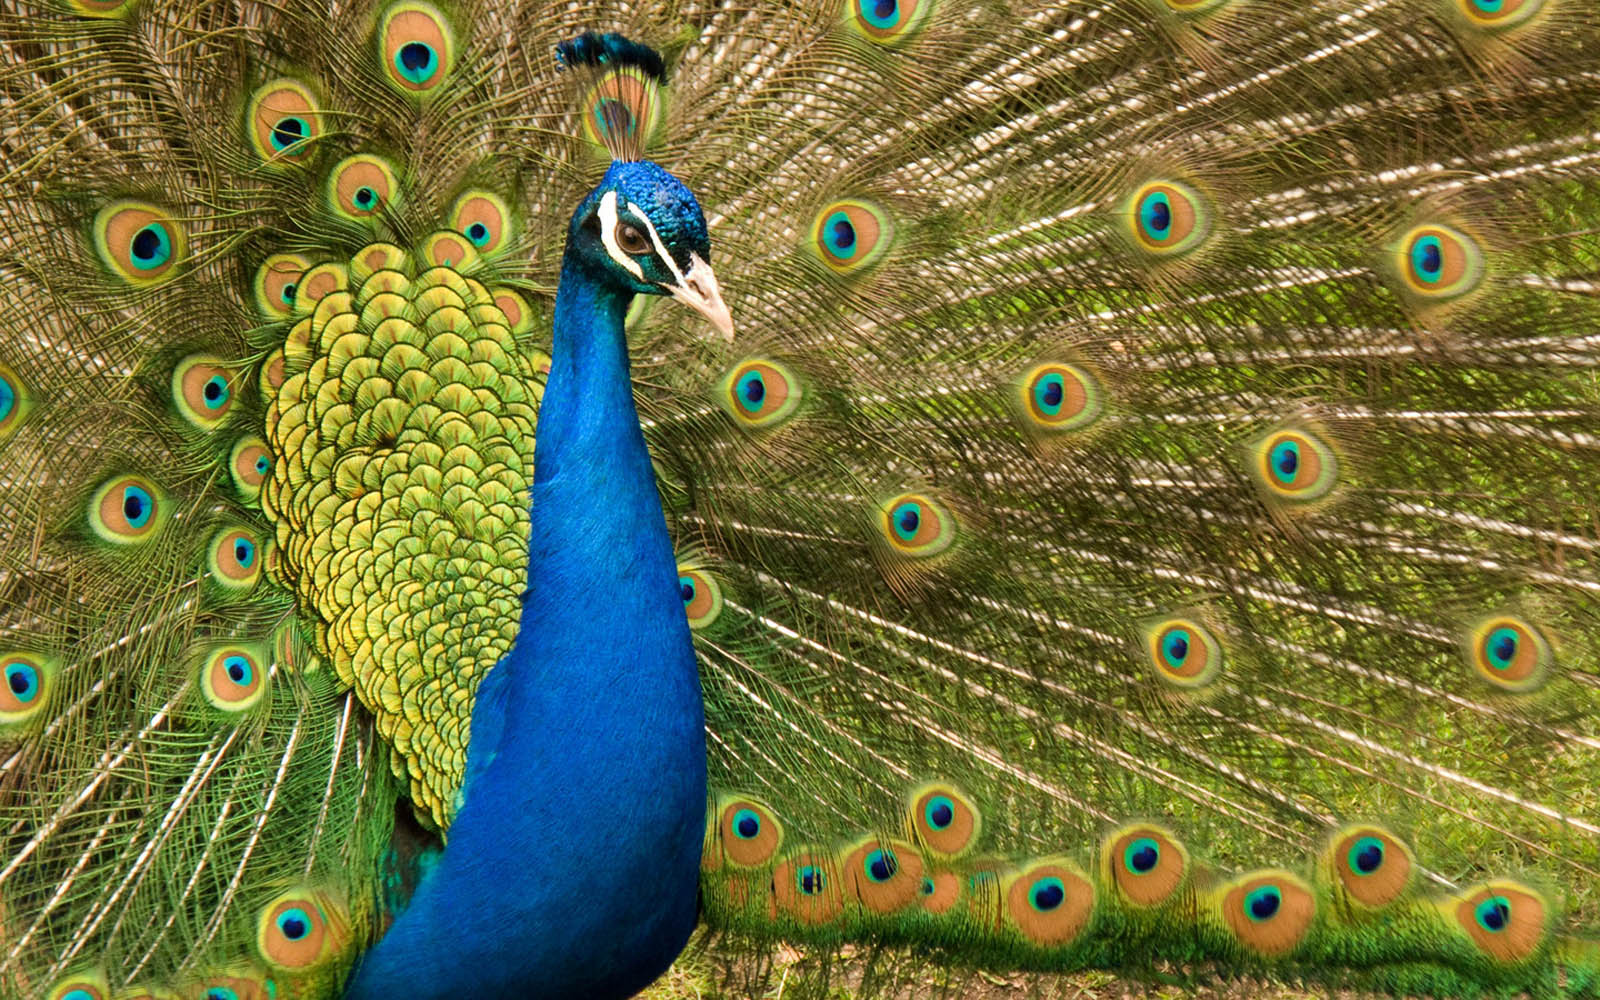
xmin=569 ymin=159 xmax=733 ymax=340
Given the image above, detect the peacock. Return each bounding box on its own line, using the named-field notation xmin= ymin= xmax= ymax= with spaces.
xmin=1 ymin=0 xmax=1598 ymax=997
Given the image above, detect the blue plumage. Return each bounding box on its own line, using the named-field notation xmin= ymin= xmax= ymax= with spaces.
xmin=344 ymin=159 xmax=719 ymax=999
xmin=556 ymin=31 xmax=668 ymax=83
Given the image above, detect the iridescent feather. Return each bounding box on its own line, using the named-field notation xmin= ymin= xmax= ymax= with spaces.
xmin=1 ymin=0 xmax=1599 ymax=998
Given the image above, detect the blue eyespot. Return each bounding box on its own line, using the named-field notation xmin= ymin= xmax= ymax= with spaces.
xmin=925 ymin=795 xmax=955 ymax=830
xmin=1126 ymin=181 xmax=1210 ymax=256
xmin=466 ymin=222 xmax=490 ymax=246
xmin=1139 ymin=191 xmax=1173 ymax=241
xmin=1269 ymin=440 xmax=1300 ymax=484
xmin=823 ymin=212 xmax=858 ymax=260
xmin=122 ymin=485 xmax=153 ymax=528
xmin=206 ymin=989 xmax=239 ymax=1000
xmin=203 ymin=647 xmax=264 ymax=710
xmin=1029 ymin=876 xmax=1065 ymax=912
xmin=732 ymin=808 xmax=761 ymax=840
xmin=864 ymin=848 xmax=897 ymax=883
xmin=1148 ymin=618 xmax=1223 ymax=687
xmin=97 ymin=203 xmax=184 ymax=283
xmin=233 ymin=539 xmax=256 ymax=568
xmin=280 ymin=282 xmax=297 ymax=305
xmin=1252 ymin=429 xmax=1338 ymax=502
xmin=396 ymin=41 xmax=438 ymax=83
xmin=1410 ymin=235 xmax=1444 ymax=283
xmin=4 ymin=663 xmax=38 ymax=703
xmin=1246 ymin=885 xmax=1282 ymax=921
xmin=1162 ymin=629 xmax=1191 ymax=668
xmin=1395 ymin=224 xmax=1482 ymax=301
xmin=1486 ymin=627 xmax=1519 ymax=671
xmin=921 ymin=877 xmax=936 ymax=895
xmin=797 ymin=865 xmax=825 ymax=895
xmin=270 ymin=116 xmax=308 ymax=151
xmin=0 ymin=656 xmax=50 ymax=723
xmin=735 ymin=370 xmax=767 ymax=412
xmin=1032 ymin=372 xmax=1066 ymax=416
xmin=881 ymin=492 xmax=954 ymax=557
xmin=5 ymin=665 xmax=37 ymax=700
xmin=892 ymin=501 xmax=921 ymax=541
xmin=354 ymin=187 xmax=378 ymax=209
xmin=92 ymin=475 xmax=163 ymax=542
xmin=61 ymin=991 xmax=97 ymax=1000
xmin=860 ymin=0 xmax=900 ymax=30
xmin=1472 ymin=0 xmax=1503 ymax=11
xmin=1124 ymin=837 xmax=1160 ymax=874
xmin=679 ymin=576 xmax=696 ymax=604
xmin=814 ymin=200 xmax=890 ymax=270
xmin=0 ymin=374 xmax=15 ymax=423
xmin=130 ymin=224 xmax=173 ymax=270
xmin=1475 ymin=895 xmax=1511 ymax=932
xmin=277 ymin=906 xmax=312 ymax=940
xmin=849 ymin=0 xmax=928 ymax=43
xmin=202 ymin=375 xmax=230 ymax=410
xmin=255 ymin=455 xmax=271 ymax=475
xmin=721 ymin=359 xmax=799 ymax=429
xmin=1348 ymin=836 xmax=1385 ymax=875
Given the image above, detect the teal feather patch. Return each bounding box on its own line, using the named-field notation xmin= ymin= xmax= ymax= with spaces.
xmin=377 ymin=2 xmax=455 ymax=96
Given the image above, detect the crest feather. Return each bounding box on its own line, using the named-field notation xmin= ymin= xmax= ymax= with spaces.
xmin=556 ymin=32 xmax=667 ymax=162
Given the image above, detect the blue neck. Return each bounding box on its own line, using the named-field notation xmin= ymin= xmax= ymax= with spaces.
xmin=346 ymin=250 xmax=707 ymax=1000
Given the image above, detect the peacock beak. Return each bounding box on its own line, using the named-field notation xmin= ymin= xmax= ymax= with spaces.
xmin=665 ymin=253 xmax=734 ymax=341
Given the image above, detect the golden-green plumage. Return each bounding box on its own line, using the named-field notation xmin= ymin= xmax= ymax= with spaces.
xmin=1 ymin=0 xmax=1599 ymax=996
xmin=263 ymin=240 xmax=539 ymax=826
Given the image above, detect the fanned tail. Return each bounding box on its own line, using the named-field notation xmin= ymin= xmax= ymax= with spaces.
xmin=606 ymin=1 xmax=1600 ymax=993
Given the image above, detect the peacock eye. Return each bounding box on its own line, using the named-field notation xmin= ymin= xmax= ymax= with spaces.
xmin=1452 ymin=882 xmax=1548 ymax=962
xmin=1145 ymin=617 xmax=1224 ymax=688
xmin=615 ymin=221 xmax=650 ymax=255
xmin=1466 ymin=615 xmax=1552 ymax=693
xmin=715 ymin=798 xmax=783 ymax=867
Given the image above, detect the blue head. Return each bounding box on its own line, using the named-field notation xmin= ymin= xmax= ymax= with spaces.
xmin=566 ymin=160 xmax=733 ymax=339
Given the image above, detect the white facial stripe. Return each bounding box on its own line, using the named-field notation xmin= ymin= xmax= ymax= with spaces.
xmin=630 ymin=207 xmax=688 ymax=289
xmin=598 ymin=191 xmax=644 ymax=279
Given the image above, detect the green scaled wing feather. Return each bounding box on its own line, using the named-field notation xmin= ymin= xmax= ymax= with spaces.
xmin=2 ymin=0 xmax=1600 ymax=997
